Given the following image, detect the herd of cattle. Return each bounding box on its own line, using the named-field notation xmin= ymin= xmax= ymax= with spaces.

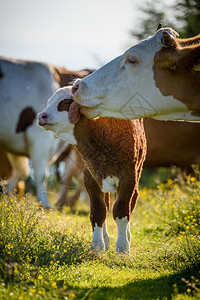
xmin=0 ymin=55 xmax=199 ymax=207
xmin=0 ymin=26 xmax=200 ymax=252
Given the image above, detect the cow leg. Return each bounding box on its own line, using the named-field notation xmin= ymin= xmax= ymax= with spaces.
xmin=27 ymin=132 xmax=54 ymax=209
xmin=31 ymin=155 xmax=51 ymax=208
xmin=56 ymin=168 xmax=74 ymax=208
xmin=84 ymin=169 xmax=107 ymax=251
xmin=126 ymin=188 xmax=139 ymax=244
xmin=113 ymin=174 xmax=136 ymax=253
xmin=5 ymin=153 xmax=30 ymax=192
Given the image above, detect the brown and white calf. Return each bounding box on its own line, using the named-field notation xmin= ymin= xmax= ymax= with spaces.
xmin=71 ymin=27 xmax=200 ymax=121
xmin=38 ymin=87 xmax=146 ymax=252
xmin=0 ymin=56 xmax=91 ymax=208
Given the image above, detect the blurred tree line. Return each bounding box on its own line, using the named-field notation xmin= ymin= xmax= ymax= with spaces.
xmin=131 ymin=0 xmax=200 ymax=40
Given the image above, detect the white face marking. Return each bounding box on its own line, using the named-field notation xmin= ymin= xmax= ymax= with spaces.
xmin=101 ymin=176 xmax=119 ymax=193
xmin=115 ymin=217 xmax=130 ymax=253
xmin=91 ymin=223 xmax=105 ymax=251
xmin=38 ymin=87 xmax=77 ymax=145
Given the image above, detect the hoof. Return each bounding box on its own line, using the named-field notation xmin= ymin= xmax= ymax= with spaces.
xmin=90 ymin=240 xmax=105 ymax=252
xmin=116 ymin=242 xmax=130 ymax=253
xmin=104 ymin=234 xmax=110 ymax=250
xmin=39 ymin=201 xmax=53 ymax=209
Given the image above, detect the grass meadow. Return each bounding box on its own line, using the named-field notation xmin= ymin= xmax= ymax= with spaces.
xmin=0 ymin=173 xmax=200 ymax=299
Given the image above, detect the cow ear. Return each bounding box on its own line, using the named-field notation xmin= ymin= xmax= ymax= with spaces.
xmin=161 ymin=30 xmax=179 ymax=47
xmin=177 ymin=44 xmax=200 ymax=72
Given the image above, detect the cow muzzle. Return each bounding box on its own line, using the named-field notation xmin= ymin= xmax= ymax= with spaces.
xmin=38 ymin=112 xmax=49 ymax=126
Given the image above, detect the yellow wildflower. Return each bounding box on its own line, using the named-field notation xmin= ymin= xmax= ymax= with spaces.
xmin=69 ymin=293 xmax=76 ymax=298
xmin=52 ymin=282 xmax=57 ymax=288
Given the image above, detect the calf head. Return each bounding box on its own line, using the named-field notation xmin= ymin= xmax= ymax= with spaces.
xmin=38 ymin=87 xmax=80 ymax=144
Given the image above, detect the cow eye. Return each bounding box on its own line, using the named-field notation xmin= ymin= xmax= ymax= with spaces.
xmin=129 ymin=58 xmax=136 ymax=64
xmin=125 ymin=56 xmax=139 ymax=66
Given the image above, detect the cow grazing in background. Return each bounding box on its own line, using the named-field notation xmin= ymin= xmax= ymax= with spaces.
xmin=71 ymin=27 xmax=200 ymax=122
xmin=0 ymin=56 xmax=91 ymax=208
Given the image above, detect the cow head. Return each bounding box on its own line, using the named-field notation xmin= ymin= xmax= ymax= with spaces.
xmin=72 ymin=27 xmax=200 ymax=121
xmin=38 ymin=87 xmax=80 ymax=144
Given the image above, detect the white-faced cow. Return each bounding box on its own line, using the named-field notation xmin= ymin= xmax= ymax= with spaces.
xmin=71 ymin=27 xmax=200 ymax=121
xmin=0 ymin=56 xmax=91 ymax=208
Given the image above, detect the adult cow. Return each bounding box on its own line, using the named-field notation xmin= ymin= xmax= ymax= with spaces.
xmin=0 ymin=56 xmax=91 ymax=208
xmin=71 ymin=27 xmax=200 ymax=121
xmin=144 ymin=118 xmax=200 ymax=170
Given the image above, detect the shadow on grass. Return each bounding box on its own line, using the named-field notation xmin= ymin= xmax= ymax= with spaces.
xmin=70 ymin=208 xmax=90 ymax=216
xmin=80 ymin=266 xmax=200 ymax=300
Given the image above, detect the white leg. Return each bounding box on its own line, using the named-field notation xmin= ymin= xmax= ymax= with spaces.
xmin=103 ymin=221 xmax=110 ymax=250
xmin=31 ymin=154 xmax=52 ymax=209
xmin=91 ymin=224 xmax=105 ymax=251
xmin=115 ymin=217 xmax=130 ymax=253
xmin=26 ymin=128 xmax=57 ymax=209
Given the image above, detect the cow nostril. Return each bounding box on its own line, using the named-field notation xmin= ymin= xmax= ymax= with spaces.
xmin=72 ymin=82 xmax=80 ymax=95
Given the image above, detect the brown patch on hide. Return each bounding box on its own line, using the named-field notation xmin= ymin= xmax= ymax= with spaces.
xmin=57 ymin=99 xmax=73 ymax=112
xmin=153 ymin=33 xmax=200 ymax=115
xmin=16 ymin=107 xmax=36 ymax=133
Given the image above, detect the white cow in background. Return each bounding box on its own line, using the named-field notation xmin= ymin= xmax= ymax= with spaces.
xmin=0 ymin=56 xmax=91 ymax=208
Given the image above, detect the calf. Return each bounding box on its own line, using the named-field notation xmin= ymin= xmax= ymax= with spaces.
xmin=38 ymin=87 xmax=146 ymax=252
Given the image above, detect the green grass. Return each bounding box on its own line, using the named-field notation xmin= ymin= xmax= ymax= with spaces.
xmin=0 ymin=176 xmax=200 ymax=299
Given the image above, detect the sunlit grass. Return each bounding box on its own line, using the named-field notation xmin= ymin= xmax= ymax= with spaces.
xmin=0 ymin=175 xmax=200 ymax=299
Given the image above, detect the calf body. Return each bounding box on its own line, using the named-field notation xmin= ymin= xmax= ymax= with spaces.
xmin=38 ymin=87 xmax=146 ymax=252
